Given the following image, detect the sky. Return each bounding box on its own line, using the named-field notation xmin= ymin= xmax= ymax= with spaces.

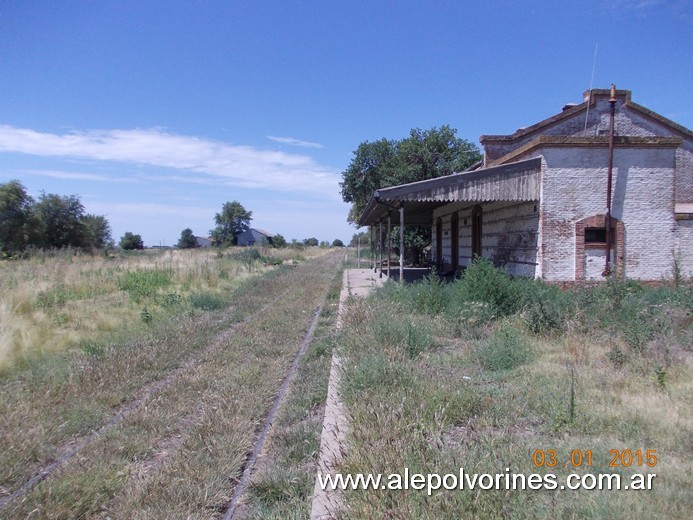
xmin=1 ymin=0 xmax=691 ymax=246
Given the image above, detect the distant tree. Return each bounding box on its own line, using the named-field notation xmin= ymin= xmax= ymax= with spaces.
xmin=349 ymin=231 xmax=370 ymax=248
xmin=332 ymin=239 xmax=344 ymax=247
xmin=272 ymin=233 xmax=287 ymax=248
xmin=119 ymin=232 xmax=144 ymax=250
xmin=177 ymin=228 xmax=198 ymax=249
xmin=210 ymin=201 xmax=252 ymax=246
xmin=34 ymin=192 xmax=87 ymax=249
xmin=82 ymin=214 xmax=113 ymax=250
xmin=0 ymin=180 xmax=41 ymax=254
xmin=303 ymin=237 xmax=319 ymax=247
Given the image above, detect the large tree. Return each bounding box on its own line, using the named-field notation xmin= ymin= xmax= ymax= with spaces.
xmin=119 ymin=232 xmax=144 ymax=250
xmin=0 ymin=180 xmax=41 ymax=254
xmin=177 ymin=228 xmax=198 ymax=249
xmin=34 ymin=192 xmax=88 ymax=249
xmin=341 ymin=126 xmax=481 ymax=223
xmin=340 ymin=125 xmax=481 ymax=263
xmin=210 ymin=201 xmax=252 ymax=246
xmin=82 ymin=214 xmax=113 ymax=250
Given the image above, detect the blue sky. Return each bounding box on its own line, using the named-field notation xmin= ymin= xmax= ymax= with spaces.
xmin=1 ymin=0 xmax=691 ymax=246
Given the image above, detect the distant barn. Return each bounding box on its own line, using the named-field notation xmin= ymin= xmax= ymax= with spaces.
xmin=236 ymin=228 xmax=275 ymax=247
xmin=194 ymin=236 xmax=212 ymax=248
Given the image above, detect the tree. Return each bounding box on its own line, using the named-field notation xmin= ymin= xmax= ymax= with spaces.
xmin=303 ymin=237 xmax=319 ymax=247
xmin=349 ymin=231 xmax=370 ymax=248
xmin=177 ymin=228 xmax=198 ymax=249
xmin=0 ymin=180 xmax=41 ymax=254
xmin=210 ymin=201 xmax=252 ymax=246
xmin=82 ymin=214 xmax=112 ymax=250
xmin=272 ymin=233 xmax=287 ymax=248
xmin=34 ymin=192 xmax=87 ymax=249
xmin=340 ymin=125 xmax=481 ymax=263
xmin=120 ymin=232 xmax=144 ymax=250
xmin=332 ymin=239 xmax=344 ymax=247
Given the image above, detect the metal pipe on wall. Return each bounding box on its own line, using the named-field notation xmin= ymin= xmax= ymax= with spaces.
xmin=604 ymin=84 xmax=617 ymax=277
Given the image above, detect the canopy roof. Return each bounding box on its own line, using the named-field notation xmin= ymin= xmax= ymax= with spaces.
xmin=358 ymin=157 xmax=541 ymax=227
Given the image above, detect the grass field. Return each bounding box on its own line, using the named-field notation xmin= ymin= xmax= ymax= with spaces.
xmin=0 ymin=247 xmax=343 ymax=518
xmin=2 ymin=251 xmax=690 ymax=519
xmin=337 ymin=261 xmax=692 ymax=519
xmin=0 ymin=246 xmax=317 ymax=370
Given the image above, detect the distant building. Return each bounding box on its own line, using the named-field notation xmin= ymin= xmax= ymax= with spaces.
xmin=236 ymin=228 xmax=275 ymax=247
xmin=359 ymin=87 xmax=692 ymax=281
xmin=195 ymin=236 xmax=212 ymax=248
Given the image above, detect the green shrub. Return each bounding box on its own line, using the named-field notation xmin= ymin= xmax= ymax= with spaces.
xmin=475 ymin=321 xmax=531 ymax=371
xmin=188 ymin=291 xmax=225 ymax=311
xmin=413 ymin=270 xmax=448 ymax=315
xmin=161 ymin=292 xmax=183 ymax=308
xmin=452 ymin=258 xmax=520 ymax=318
xmin=118 ymin=269 xmax=172 ymax=302
xmin=519 ymin=279 xmax=571 ymax=334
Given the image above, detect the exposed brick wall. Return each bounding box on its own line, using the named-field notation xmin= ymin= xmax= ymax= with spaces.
xmin=463 ymin=90 xmax=692 ymax=281
xmin=574 ymin=214 xmax=625 ymax=280
xmin=433 ymin=201 xmax=539 ymax=277
xmin=539 ymin=145 xmax=678 ymax=281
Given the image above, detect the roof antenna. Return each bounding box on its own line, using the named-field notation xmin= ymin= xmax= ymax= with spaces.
xmin=584 ymin=43 xmax=598 ymax=133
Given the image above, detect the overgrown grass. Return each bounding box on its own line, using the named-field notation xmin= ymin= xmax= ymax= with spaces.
xmin=0 ymin=249 xmax=342 ymax=518
xmin=338 ymin=259 xmax=691 ymax=518
xmin=0 ymin=246 xmax=318 ymax=369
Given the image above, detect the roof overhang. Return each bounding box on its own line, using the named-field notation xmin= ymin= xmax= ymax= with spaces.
xmin=358 ymin=157 xmax=542 ymax=227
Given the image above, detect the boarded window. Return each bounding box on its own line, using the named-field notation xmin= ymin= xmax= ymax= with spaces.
xmin=585 ymin=227 xmax=606 ymax=244
xmin=585 ymin=227 xmax=614 ymax=245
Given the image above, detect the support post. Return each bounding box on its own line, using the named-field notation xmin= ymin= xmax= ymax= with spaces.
xmin=387 ymin=212 xmax=392 ymax=277
xmin=399 ymin=203 xmax=404 ymax=284
xmin=371 ymin=226 xmax=376 ymax=272
xmin=357 ymin=236 xmax=361 ymax=268
xmin=378 ymin=220 xmax=383 ymax=278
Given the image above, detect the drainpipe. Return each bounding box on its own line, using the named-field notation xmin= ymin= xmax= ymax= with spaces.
xmin=604 ymin=84 xmax=617 ymax=277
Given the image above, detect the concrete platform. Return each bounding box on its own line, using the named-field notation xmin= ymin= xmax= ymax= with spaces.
xmin=310 ymin=269 xmax=384 ymax=519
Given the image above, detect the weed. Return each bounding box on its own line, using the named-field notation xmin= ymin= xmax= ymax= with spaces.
xmin=475 ymin=321 xmax=531 ymax=371
xmin=452 ymin=257 xmax=520 ymax=318
xmin=161 ymin=292 xmax=183 ymax=308
xmin=607 ymin=346 xmax=627 ymax=367
xmin=654 ymin=365 xmax=667 ymax=390
xmin=118 ymin=269 xmax=172 ymax=302
xmin=188 ymin=291 xmax=225 ymax=311
xmin=140 ymin=307 xmax=153 ymax=324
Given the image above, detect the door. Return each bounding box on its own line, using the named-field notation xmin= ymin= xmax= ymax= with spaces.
xmin=471 ymin=205 xmax=482 ymax=260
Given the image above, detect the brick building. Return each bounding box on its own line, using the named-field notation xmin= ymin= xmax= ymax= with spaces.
xmin=358 ymin=88 xmax=692 ymax=281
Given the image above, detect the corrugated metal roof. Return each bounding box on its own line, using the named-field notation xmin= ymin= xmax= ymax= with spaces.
xmin=359 ymin=157 xmax=541 ymax=227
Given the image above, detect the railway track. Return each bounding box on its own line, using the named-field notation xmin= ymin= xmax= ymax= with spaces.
xmin=0 ymin=250 xmax=344 ymax=518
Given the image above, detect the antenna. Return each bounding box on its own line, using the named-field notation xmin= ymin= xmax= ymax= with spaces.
xmin=584 ymin=43 xmax=598 ymax=132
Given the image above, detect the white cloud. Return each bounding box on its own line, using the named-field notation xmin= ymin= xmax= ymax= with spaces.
xmin=21 ymin=169 xmax=137 ymax=183
xmin=0 ymin=125 xmax=339 ymax=197
xmin=267 ymin=135 xmax=324 ymax=149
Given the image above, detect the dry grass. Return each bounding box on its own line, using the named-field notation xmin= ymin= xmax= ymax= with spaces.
xmin=0 ymin=246 xmax=321 ymax=369
xmin=0 ymin=248 xmax=343 ymax=518
xmin=337 ymin=281 xmax=692 ymax=519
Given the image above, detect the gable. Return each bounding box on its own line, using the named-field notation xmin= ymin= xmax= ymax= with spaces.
xmin=481 ymin=89 xmax=693 ymax=166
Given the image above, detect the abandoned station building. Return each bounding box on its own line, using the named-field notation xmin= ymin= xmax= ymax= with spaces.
xmin=359 ymin=88 xmax=693 ymax=282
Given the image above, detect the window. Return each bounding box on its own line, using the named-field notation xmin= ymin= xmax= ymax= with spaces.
xmin=584 ymin=227 xmax=614 ymax=247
